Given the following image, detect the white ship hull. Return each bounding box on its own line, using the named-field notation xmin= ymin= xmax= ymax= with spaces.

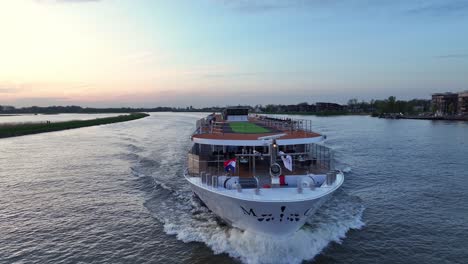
xmin=186 ymin=173 xmax=344 ymax=237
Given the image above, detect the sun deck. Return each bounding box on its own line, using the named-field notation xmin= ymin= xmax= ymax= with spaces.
xmin=192 ymin=115 xmax=322 ymax=145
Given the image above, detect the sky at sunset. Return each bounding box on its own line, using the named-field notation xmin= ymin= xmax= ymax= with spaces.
xmin=1 ymin=0 xmax=468 ymax=107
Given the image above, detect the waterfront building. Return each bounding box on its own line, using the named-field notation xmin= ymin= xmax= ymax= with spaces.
xmin=316 ymin=102 xmax=345 ymax=112
xmin=458 ymin=91 xmax=468 ymax=116
xmin=431 ymin=93 xmax=458 ymax=116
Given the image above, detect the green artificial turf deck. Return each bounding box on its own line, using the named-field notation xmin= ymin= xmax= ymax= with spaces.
xmin=228 ymin=122 xmax=270 ymax=133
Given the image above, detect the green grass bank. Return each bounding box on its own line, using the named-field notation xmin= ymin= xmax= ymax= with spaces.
xmin=0 ymin=113 xmax=149 ymax=139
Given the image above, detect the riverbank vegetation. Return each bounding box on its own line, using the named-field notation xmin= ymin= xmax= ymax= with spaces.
xmin=258 ymin=97 xmax=431 ymax=116
xmin=0 ymin=113 xmax=149 ymax=138
xmin=263 ymin=111 xmax=351 ymax=116
xmin=0 ymin=105 xmax=217 ymax=114
xmin=0 ymin=96 xmax=432 ymax=117
xmin=352 ymin=97 xmax=432 ymax=115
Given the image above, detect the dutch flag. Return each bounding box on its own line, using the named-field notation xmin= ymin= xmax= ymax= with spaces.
xmin=224 ymin=158 xmax=236 ymax=173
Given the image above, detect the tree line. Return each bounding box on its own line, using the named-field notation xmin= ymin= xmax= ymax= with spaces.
xmin=254 ymin=96 xmax=431 ymax=115
xmin=347 ymin=97 xmax=431 ymax=115
xmin=0 ymin=105 xmax=221 ymax=114
xmin=1 ymin=96 xmax=431 ymax=115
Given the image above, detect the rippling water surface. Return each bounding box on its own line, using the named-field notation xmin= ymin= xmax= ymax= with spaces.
xmin=1 ymin=113 xmax=467 ymax=263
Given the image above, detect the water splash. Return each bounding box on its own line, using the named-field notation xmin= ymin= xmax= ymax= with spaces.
xmin=145 ymin=184 xmax=364 ymax=264
xmin=342 ymin=167 xmax=352 ymax=173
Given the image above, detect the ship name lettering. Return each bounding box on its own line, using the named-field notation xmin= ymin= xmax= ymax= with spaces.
xmin=240 ymin=206 xmax=257 ymax=217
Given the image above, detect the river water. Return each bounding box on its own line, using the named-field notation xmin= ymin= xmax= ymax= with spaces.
xmin=0 ymin=113 xmax=467 ymax=264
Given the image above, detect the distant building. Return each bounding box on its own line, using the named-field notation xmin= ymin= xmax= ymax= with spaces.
xmin=458 ymin=91 xmax=468 ymax=116
xmin=305 ymin=104 xmax=316 ymax=112
xmin=0 ymin=105 xmax=15 ymax=112
xmin=316 ymin=102 xmax=345 ymax=112
xmin=431 ymin=93 xmax=458 ymax=116
xmin=285 ymin=104 xmax=299 ymax=112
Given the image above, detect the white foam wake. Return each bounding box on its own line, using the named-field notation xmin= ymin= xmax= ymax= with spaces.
xmin=342 ymin=167 xmax=352 ymax=173
xmin=148 ymin=190 xmax=364 ymax=264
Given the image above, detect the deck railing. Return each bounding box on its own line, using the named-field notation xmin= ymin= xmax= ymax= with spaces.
xmin=187 ymin=145 xmax=334 ymax=179
xmin=250 ymin=114 xmax=314 ymax=134
xmin=188 ymin=159 xmax=339 ymax=193
xmin=193 ymin=114 xmax=314 ymax=136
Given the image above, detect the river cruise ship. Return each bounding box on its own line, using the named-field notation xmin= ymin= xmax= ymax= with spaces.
xmin=185 ymin=108 xmax=344 ymax=236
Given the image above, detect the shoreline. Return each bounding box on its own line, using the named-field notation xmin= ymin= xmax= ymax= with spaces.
xmin=376 ymin=115 xmax=468 ymax=121
xmin=401 ymin=116 xmax=468 ymax=121
xmin=0 ymin=113 xmax=149 ymax=139
xmin=259 ymin=111 xmax=369 ymax=116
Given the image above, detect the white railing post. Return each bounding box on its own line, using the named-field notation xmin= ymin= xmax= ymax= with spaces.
xmin=200 ymin=172 xmax=205 ymax=184
xmin=206 ymin=173 xmax=211 ymax=186
xmin=326 ymin=171 xmax=336 ymax=185
xmin=310 ymin=181 xmax=315 ymax=190
xmin=212 ymin=176 xmax=217 ymax=189
xmin=254 ymin=176 xmax=260 ymax=195
xmin=236 ymin=183 xmax=242 ymax=193
xmin=297 ymin=178 xmax=303 ymax=193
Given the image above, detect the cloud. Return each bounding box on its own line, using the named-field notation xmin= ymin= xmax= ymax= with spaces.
xmin=405 ymin=1 xmax=468 ymax=16
xmin=216 ymin=0 xmax=468 ymax=16
xmin=0 ymin=88 xmax=20 ymax=94
xmin=59 ymin=0 xmax=100 ymax=2
xmin=5 ymin=96 xmax=74 ymax=107
xmin=202 ymin=71 xmax=312 ymax=78
xmin=202 ymin=72 xmax=264 ymax=78
xmin=217 ymin=0 xmax=341 ymax=13
xmin=0 ymin=84 xmax=23 ymax=94
xmin=435 ymin=53 xmax=468 ymax=59
xmin=35 ymin=0 xmax=101 ymax=4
